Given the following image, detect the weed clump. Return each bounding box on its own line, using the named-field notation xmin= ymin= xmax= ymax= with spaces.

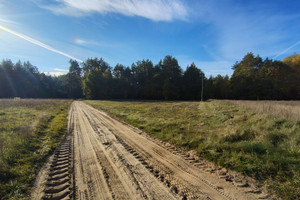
xmin=267 ymin=132 xmax=287 ymax=146
xmin=224 ymin=129 xmax=256 ymax=143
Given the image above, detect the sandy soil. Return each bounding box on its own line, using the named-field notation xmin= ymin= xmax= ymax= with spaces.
xmin=32 ymin=101 xmax=275 ymax=200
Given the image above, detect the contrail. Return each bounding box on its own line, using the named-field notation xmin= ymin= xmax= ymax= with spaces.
xmin=273 ymin=41 xmax=300 ymax=59
xmin=0 ymin=25 xmax=83 ymax=62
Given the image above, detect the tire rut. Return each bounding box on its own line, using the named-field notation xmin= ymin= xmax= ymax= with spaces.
xmin=79 ymin=105 xmax=179 ymax=200
xmin=42 ymin=134 xmax=74 ymax=200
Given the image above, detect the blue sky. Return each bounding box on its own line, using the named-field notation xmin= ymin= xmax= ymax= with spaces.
xmin=0 ymin=0 xmax=299 ymax=76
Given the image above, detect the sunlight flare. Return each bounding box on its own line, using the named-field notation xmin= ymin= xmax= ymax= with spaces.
xmin=0 ymin=25 xmax=83 ymax=62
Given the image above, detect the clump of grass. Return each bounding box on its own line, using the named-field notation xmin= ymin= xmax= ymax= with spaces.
xmin=0 ymin=99 xmax=71 ymax=199
xmin=223 ymin=128 xmax=256 ymax=142
xmin=85 ymin=100 xmax=300 ymax=199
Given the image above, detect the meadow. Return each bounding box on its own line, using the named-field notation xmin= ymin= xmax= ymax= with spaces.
xmin=218 ymin=100 xmax=300 ymax=121
xmin=0 ymin=99 xmax=71 ymax=199
xmin=86 ymin=100 xmax=300 ymax=199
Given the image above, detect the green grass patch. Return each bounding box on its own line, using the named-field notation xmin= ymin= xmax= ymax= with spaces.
xmin=85 ymin=100 xmax=300 ymax=199
xmin=0 ymin=99 xmax=72 ymax=199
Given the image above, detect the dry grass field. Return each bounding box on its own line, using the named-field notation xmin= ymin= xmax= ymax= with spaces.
xmin=0 ymin=99 xmax=71 ymax=199
xmin=218 ymin=100 xmax=300 ymax=121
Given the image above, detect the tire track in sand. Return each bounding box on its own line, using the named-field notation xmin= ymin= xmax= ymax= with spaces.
xmin=33 ymin=101 xmax=273 ymax=200
xmin=72 ymin=101 xmax=178 ymax=200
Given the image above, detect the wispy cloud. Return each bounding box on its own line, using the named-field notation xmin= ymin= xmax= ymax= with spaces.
xmin=73 ymin=38 xmax=88 ymax=46
xmin=73 ymin=38 xmax=99 ymax=46
xmin=0 ymin=24 xmax=83 ymax=62
xmin=45 ymin=68 xmax=69 ymax=76
xmin=54 ymin=68 xmax=69 ymax=72
xmin=72 ymin=37 xmax=128 ymax=51
xmin=45 ymin=71 xmax=65 ymax=76
xmin=40 ymin=0 xmax=188 ymax=21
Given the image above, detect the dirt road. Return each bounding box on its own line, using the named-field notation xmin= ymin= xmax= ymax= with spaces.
xmin=33 ymin=101 xmax=272 ymax=200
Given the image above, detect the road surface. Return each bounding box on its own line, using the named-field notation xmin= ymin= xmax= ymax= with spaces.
xmin=32 ymin=101 xmax=273 ymax=200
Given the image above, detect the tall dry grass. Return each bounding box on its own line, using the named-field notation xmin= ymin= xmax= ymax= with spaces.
xmin=217 ymin=100 xmax=300 ymax=121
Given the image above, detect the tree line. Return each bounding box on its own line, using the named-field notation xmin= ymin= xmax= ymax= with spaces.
xmin=0 ymin=53 xmax=299 ymax=100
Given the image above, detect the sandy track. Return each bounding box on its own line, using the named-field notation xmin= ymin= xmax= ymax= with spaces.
xmin=31 ymin=132 xmax=74 ymax=200
xmin=33 ymin=101 xmax=273 ymax=200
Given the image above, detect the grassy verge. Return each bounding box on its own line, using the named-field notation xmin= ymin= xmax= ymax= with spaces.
xmin=0 ymin=99 xmax=72 ymax=199
xmin=85 ymin=100 xmax=300 ymax=199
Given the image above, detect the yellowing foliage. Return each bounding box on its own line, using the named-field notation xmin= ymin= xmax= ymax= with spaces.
xmin=283 ymin=52 xmax=300 ymax=73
